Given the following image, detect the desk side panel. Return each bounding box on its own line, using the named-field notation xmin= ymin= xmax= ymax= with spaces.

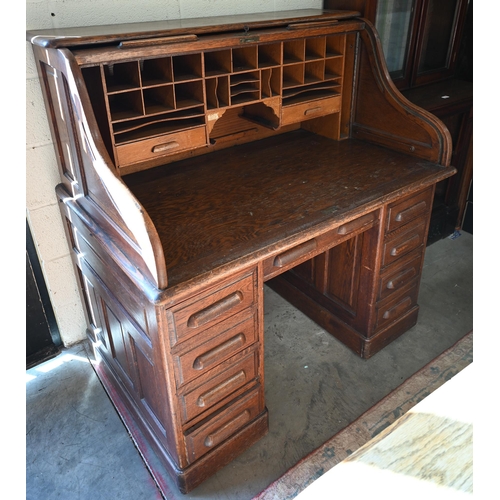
xmin=352 ymin=20 xmax=453 ymax=166
xmin=32 ymin=44 xmax=168 ymax=290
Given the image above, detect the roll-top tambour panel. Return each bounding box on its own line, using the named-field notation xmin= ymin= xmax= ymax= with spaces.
xmin=184 ymin=387 xmax=263 ymax=464
xmin=173 ymin=310 xmax=257 ymax=387
xmin=168 ymin=269 xmax=257 ymax=346
xmin=179 ymin=350 xmax=258 ymax=423
xmin=386 ymin=187 xmax=433 ymax=233
xmin=382 ymin=219 xmax=427 ymax=268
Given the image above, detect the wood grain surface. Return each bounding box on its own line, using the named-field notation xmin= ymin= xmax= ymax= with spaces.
xmin=126 ymin=130 xmax=453 ymax=286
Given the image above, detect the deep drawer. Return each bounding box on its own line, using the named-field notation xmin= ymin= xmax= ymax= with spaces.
xmin=168 ymin=269 xmax=257 ymax=346
xmin=378 ymin=251 xmax=424 ymax=301
xmin=386 ymin=187 xmax=433 ymax=234
xmin=375 ymin=282 xmax=419 ymax=331
xmin=382 ymin=219 xmax=426 ymax=268
xmin=173 ymin=309 xmax=258 ymax=388
xmin=115 ymin=125 xmax=207 ymax=166
xmin=178 ymin=349 xmax=259 ymax=424
xmin=184 ymin=386 xmax=263 ymax=464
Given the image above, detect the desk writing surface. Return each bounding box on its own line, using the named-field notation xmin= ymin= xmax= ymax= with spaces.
xmin=125 ymin=130 xmax=452 ymax=287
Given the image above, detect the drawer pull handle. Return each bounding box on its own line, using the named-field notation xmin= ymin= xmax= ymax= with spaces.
xmin=304 ymin=106 xmax=322 ymax=115
xmin=386 ymin=267 xmax=417 ymax=290
xmin=193 ymin=333 xmax=246 ymax=371
xmin=187 ymin=292 xmax=243 ymax=328
xmin=337 ymin=213 xmax=376 ymax=235
xmin=273 ymin=239 xmax=317 ymax=268
xmin=382 ymin=296 xmax=412 ymax=320
xmin=197 ymin=370 xmax=247 ymax=408
xmin=395 ymin=201 xmax=427 ymax=223
xmin=204 ymin=409 xmax=251 ymax=448
xmin=152 ymin=141 xmax=180 ymax=153
xmin=118 ymin=34 xmax=198 ymax=48
xmin=390 ymin=234 xmax=420 ymax=257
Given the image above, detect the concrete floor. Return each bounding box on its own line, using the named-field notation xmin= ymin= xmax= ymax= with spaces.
xmin=26 ymin=231 xmax=473 ymax=500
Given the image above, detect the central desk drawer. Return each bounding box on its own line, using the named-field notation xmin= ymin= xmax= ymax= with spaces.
xmin=178 ymin=349 xmax=259 ymax=424
xmin=263 ymin=212 xmax=377 ymax=280
xmin=168 ymin=270 xmax=257 ymax=346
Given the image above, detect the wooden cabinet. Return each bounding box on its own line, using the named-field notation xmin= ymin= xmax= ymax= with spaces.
xmin=325 ymin=0 xmax=473 ymax=239
xmin=27 ymin=9 xmax=455 ymax=493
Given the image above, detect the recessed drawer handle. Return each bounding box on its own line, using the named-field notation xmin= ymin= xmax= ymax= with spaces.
xmin=193 ymin=333 xmax=246 ymax=371
xmin=196 ymin=370 xmax=247 ymax=408
xmin=337 ymin=213 xmax=376 ymax=235
xmin=152 ymin=141 xmax=180 ymax=153
xmin=382 ymin=296 xmax=412 ymax=320
xmin=204 ymin=409 xmax=251 ymax=448
xmin=273 ymin=239 xmax=317 ymax=268
xmin=304 ymin=106 xmax=322 ymax=116
xmin=187 ymin=292 xmax=244 ymax=328
xmin=390 ymin=234 xmax=420 ymax=257
xmin=395 ymin=201 xmax=427 ymax=223
xmin=386 ymin=267 xmax=417 ymax=290
xmin=118 ymin=34 xmax=198 ymax=49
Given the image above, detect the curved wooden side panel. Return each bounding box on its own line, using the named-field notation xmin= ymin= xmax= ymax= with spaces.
xmin=32 ymin=45 xmax=168 ymax=289
xmin=352 ymin=20 xmax=452 ymax=166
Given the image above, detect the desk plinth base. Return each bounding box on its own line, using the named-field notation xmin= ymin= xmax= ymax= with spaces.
xmin=268 ymin=275 xmax=419 ymax=359
xmin=90 ymin=344 xmax=269 ymax=495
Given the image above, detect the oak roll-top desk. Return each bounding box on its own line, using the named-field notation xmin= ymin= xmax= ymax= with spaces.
xmin=27 ymin=9 xmax=456 ymax=493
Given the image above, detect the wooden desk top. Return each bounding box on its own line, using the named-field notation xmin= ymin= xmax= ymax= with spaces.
xmin=126 ymin=130 xmax=454 ymax=288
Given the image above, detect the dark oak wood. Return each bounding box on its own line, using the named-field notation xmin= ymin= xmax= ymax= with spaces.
xmin=28 ymin=10 xmax=455 ymax=493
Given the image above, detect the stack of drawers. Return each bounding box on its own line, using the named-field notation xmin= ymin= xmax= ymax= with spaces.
xmin=165 ymin=268 xmax=264 ymax=465
xmin=376 ymin=187 xmax=434 ymax=331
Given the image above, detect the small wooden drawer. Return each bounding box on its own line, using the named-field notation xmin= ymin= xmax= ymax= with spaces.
xmin=184 ymin=386 xmax=263 ymax=464
xmin=375 ymin=282 xmax=419 ymax=331
xmin=386 ymin=187 xmax=433 ymax=234
xmin=382 ymin=219 xmax=426 ymax=268
xmin=173 ymin=309 xmax=258 ymax=388
xmin=179 ymin=349 xmax=259 ymax=424
xmin=115 ymin=125 xmax=207 ymax=166
xmin=378 ymin=251 xmax=423 ymax=301
xmin=168 ymin=269 xmax=257 ymax=346
xmin=281 ymin=95 xmax=341 ymax=126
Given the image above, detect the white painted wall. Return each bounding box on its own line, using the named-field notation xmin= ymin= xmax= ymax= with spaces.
xmin=25 ymin=0 xmax=323 ymax=346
